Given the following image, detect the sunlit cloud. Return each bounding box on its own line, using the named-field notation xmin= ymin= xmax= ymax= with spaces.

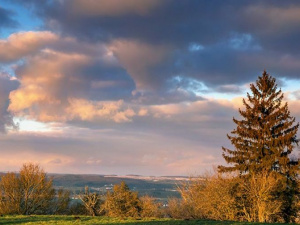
xmin=0 ymin=31 xmax=58 ymax=62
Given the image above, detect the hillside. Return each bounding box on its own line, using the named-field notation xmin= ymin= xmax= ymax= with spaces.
xmin=50 ymin=174 xmax=185 ymax=200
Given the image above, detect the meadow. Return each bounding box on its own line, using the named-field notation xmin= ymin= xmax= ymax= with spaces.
xmin=0 ymin=216 xmax=291 ymax=225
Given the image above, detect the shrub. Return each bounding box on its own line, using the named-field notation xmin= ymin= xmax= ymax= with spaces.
xmin=140 ymin=195 xmax=162 ymax=218
xmin=178 ymin=173 xmax=239 ymax=221
xmin=104 ymin=181 xmax=141 ymax=218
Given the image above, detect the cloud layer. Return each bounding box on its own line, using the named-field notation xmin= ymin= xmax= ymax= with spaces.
xmin=0 ymin=1 xmax=299 ymax=175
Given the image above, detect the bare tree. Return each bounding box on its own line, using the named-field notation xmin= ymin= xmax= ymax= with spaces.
xmin=0 ymin=172 xmax=21 ymax=214
xmin=77 ymin=186 xmax=102 ymax=216
xmin=19 ymin=163 xmax=55 ymax=215
xmin=237 ymin=171 xmax=285 ymax=222
xmin=0 ymin=163 xmax=69 ymax=215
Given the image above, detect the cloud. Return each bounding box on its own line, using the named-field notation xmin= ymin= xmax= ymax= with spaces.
xmin=2 ymin=1 xmax=300 ymax=176
xmin=8 ymin=49 xmax=89 ymax=121
xmin=0 ymin=31 xmax=58 ymax=62
xmin=66 ymin=99 xmax=135 ymax=123
xmin=0 ymin=133 xmax=75 ymax=172
xmin=243 ymin=5 xmax=300 ymax=32
xmin=109 ymin=39 xmax=171 ymax=90
xmin=7 ymin=44 xmax=136 ymax=123
xmin=13 ymin=1 xmax=300 ymax=90
xmin=0 ymin=125 xmax=226 ymax=175
xmin=287 ymin=99 xmax=300 ymax=123
xmin=0 ymin=73 xmax=19 ymax=132
xmin=214 ymin=85 xmax=244 ymax=93
xmin=148 ymin=98 xmax=241 ymax=123
xmin=69 ymin=0 xmax=165 ymax=16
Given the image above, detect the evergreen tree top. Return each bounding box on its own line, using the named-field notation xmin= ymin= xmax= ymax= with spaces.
xmin=219 ymin=71 xmax=299 ymax=176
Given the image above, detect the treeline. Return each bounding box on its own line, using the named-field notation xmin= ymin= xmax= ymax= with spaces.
xmin=0 ymin=163 xmax=163 ymax=218
xmin=1 ymin=163 xmax=300 ymax=222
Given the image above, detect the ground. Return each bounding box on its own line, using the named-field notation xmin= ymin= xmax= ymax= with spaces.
xmin=0 ymin=215 xmax=292 ymax=225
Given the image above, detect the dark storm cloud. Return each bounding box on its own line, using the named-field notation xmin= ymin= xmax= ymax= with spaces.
xmin=0 ymin=73 xmax=19 ymax=132
xmin=11 ymin=0 xmax=300 ymax=93
xmin=16 ymin=0 xmax=242 ymax=45
xmin=81 ymin=63 xmax=135 ymax=101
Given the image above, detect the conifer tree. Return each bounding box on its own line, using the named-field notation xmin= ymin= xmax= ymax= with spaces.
xmin=219 ymin=71 xmax=299 ymax=176
xmin=218 ymin=71 xmax=299 ymax=222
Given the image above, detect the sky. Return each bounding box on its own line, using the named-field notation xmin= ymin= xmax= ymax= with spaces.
xmin=0 ymin=0 xmax=300 ymax=176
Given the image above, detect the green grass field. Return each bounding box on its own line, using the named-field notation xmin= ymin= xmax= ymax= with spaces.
xmin=0 ymin=216 xmax=292 ymax=225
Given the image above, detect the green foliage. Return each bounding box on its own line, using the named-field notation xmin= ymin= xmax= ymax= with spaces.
xmin=104 ymin=181 xmax=142 ymax=218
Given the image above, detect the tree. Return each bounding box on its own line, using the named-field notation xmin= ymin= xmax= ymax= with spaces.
xmin=219 ymin=71 xmax=299 ymax=222
xmin=104 ymin=181 xmax=141 ymax=218
xmin=0 ymin=163 xmax=69 ymax=215
xmin=0 ymin=172 xmax=21 ymax=214
xmin=51 ymin=188 xmax=71 ymax=215
xmin=77 ymin=186 xmax=102 ymax=216
xmin=19 ymin=163 xmax=55 ymax=215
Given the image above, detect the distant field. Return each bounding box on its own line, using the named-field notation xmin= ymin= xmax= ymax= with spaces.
xmin=0 ymin=216 xmax=291 ymax=225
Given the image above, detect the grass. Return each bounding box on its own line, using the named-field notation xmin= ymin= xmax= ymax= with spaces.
xmin=0 ymin=215 xmax=293 ymax=225
xmin=0 ymin=216 xmax=182 ymax=225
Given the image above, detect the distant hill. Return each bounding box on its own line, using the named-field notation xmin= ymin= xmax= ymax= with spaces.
xmin=49 ymin=173 xmax=186 ymax=201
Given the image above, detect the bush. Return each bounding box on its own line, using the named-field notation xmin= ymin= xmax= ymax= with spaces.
xmin=177 ymin=173 xmax=239 ymax=221
xmin=104 ymin=181 xmax=141 ymax=218
xmin=165 ymin=197 xmax=195 ymax=219
xmin=236 ymin=171 xmax=286 ymax=222
xmin=140 ymin=195 xmax=162 ymax=218
xmin=174 ymin=171 xmax=289 ymax=222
